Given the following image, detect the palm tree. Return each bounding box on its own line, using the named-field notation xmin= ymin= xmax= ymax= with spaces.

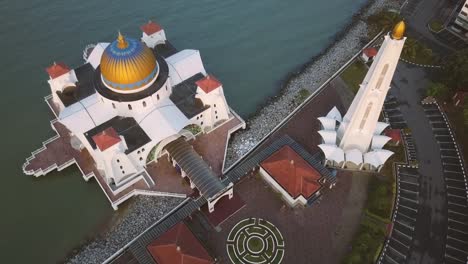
xmin=379 ymin=12 xmax=402 ymax=32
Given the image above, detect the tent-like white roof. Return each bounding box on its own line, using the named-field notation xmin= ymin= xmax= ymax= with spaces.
xmin=326 ymin=106 xmax=343 ymax=122
xmin=318 ymin=117 xmax=337 ymax=131
xmin=137 ymin=97 xmax=190 ymax=144
xmin=345 ymin=149 xmax=363 ymax=166
xmin=59 ymin=93 xmax=116 ymax=133
xmin=374 ymin=122 xmax=389 ymax=135
xmin=318 ymin=144 xmax=345 ymax=163
xmin=371 ymin=135 xmax=391 ymax=150
xmin=318 ymin=130 xmax=337 ymax=145
xmin=166 ymin=50 xmax=207 ymax=86
xmin=364 ymin=149 xmax=394 ymax=168
xmin=87 ymin=43 xmax=110 ymax=69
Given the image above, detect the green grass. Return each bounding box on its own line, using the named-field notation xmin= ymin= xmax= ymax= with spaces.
xmin=366 ymin=176 xmax=394 ymax=220
xmin=429 ymin=20 xmax=444 ymax=32
xmin=343 ymin=144 xmax=404 ymax=263
xmin=340 ymin=60 xmax=368 ymax=94
xmin=342 ymin=217 xmax=386 ymax=264
xmin=248 ymin=237 xmax=263 ymax=252
xmin=294 ymin=88 xmax=311 ymax=105
xmin=401 ymin=38 xmax=435 ymax=65
xmin=445 ymin=106 xmax=468 ymax=164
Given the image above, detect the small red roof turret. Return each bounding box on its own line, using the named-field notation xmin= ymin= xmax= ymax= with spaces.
xmin=46 ymin=62 xmax=70 ymax=79
xmin=363 ymin=47 xmax=378 ymax=58
xmin=140 ymin=20 xmax=162 ymax=35
xmin=196 ymin=75 xmax=222 ymax=94
xmin=92 ymin=127 xmax=121 ymax=151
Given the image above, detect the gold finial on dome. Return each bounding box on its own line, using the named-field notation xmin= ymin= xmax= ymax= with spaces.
xmin=391 ymin=21 xmax=405 ymax=40
xmin=117 ymin=31 xmax=129 ymax=49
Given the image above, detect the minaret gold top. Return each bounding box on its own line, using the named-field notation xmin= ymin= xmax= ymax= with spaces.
xmin=391 ymin=21 xmax=406 ymax=40
xmin=116 ymin=32 xmax=129 ymax=49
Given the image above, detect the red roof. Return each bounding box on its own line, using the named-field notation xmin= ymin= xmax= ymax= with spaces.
xmin=195 ymin=75 xmax=222 ymax=93
xmin=92 ymin=127 xmax=121 ymax=151
xmin=141 ymin=20 xmax=162 ymax=35
xmin=46 ymin=62 xmax=70 ymax=79
xmin=260 ymin=145 xmax=322 ymax=199
xmin=385 ymin=129 xmax=401 ymax=143
xmin=147 ymin=223 xmax=214 ymax=264
xmin=363 ymin=47 xmax=378 ymax=57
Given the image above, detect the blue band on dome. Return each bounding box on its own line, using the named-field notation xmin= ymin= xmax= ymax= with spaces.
xmin=103 ymin=64 xmax=159 ymax=90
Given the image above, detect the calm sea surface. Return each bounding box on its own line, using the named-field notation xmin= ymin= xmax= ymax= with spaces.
xmin=0 ymin=0 xmax=366 ymax=262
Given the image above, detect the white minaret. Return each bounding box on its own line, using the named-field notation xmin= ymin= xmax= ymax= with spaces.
xmin=318 ymin=22 xmax=406 ymax=171
xmin=338 ymin=22 xmax=406 ymax=152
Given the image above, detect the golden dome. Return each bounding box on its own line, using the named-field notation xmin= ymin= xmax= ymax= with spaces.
xmin=100 ymin=33 xmax=158 ymax=91
xmin=391 ymin=21 xmax=406 ymax=40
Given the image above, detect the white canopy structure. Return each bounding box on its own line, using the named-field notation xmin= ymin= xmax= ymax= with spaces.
xmin=374 ymin=122 xmax=390 ymax=135
xmin=345 ymin=149 xmax=364 ymax=167
xmin=318 ymin=130 xmax=337 ymax=145
xmin=371 ymin=135 xmax=391 ymax=150
xmin=318 ymin=117 xmax=337 ymax=131
xmin=318 ymin=144 xmax=345 ymax=164
xmin=364 ymin=149 xmax=394 ymax=169
xmin=326 ymin=106 xmax=342 ymax=122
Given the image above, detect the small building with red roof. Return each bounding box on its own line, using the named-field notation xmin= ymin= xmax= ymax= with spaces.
xmin=92 ymin=127 xmax=122 ymax=151
xmin=259 ymin=145 xmax=324 ymax=207
xmin=384 ymin=129 xmax=402 ymax=146
xmin=46 ymin=62 xmax=70 ymax=79
xmin=196 ymin=75 xmax=222 ymax=94
xmin=147 ymin=222 xmax=215 ymax=264
xmin=140 ymin=20 xmax=166 ymax=49
xmin=361 ymin=47 xmax=378 ymax=62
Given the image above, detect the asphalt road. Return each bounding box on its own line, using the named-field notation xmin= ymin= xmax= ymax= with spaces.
xmin=403 ymin=0 xmax=456 ymax=54
xmin=390 ymin=61 xmax=448 ymax=263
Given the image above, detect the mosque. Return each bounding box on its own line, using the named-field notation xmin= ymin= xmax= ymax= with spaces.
xmin=23 ymin=21 xmax=245 ymax=210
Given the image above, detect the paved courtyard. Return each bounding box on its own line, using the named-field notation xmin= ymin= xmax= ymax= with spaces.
xmin=186 ymin=168 xmax=370 ymax=264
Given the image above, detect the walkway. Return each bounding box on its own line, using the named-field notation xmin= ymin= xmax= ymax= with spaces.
xmin=165 ymin=137 xmax=225 ymax=199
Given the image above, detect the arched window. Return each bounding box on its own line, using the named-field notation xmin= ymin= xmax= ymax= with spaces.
xmin=157 ymin=94 xmax=160 ymax=100
xmin=128 ymin=104 xmax=132 ymax=110
xmin=112 ymin=103 xmax=116 ymax=109
xmin=142 ymin=101 xmax=146 ymax=107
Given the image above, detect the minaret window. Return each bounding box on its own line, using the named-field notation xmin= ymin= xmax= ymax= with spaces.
xmin=128 ymin=104 xmax=132 ymax=110
xmin=375 ymin=64 xmax=389 ymax=91
xmin=142 ymin=101 xmax=147 ymax=107
xmin=157 ymin=94 xmax=160 ymax=100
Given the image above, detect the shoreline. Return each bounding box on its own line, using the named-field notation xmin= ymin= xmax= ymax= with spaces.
xmin=64 ymin=1 xmax=403 ymax=263
xmin=225 ymin=0 xmax=404 ymax=168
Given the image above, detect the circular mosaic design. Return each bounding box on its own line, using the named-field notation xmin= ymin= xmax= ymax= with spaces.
xmin=226 ymin=218 xmax=285 ymax=264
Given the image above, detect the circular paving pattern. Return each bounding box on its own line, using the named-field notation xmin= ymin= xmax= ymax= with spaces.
xmin=226 ymin=218 xmax=285 ymax=264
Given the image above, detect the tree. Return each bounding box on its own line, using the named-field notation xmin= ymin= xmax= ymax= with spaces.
xmin=442 ymin=48 xmax=468 ymax=91
xmin=366 ymin=11 xmax=403 ymax=38
xmin=426 ymin=82 xmax=449 ymax=99
xmin=402 ymin=38 xmax=418 ymax=60
xmin=379 ymin=11 xmax=402 ymax=32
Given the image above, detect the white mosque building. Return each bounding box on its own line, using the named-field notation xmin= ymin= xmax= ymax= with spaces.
xmin=318 ymin=22 xmax=407 ymax=171
xmin=24 ymin=21 xmax=243 ymax=210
